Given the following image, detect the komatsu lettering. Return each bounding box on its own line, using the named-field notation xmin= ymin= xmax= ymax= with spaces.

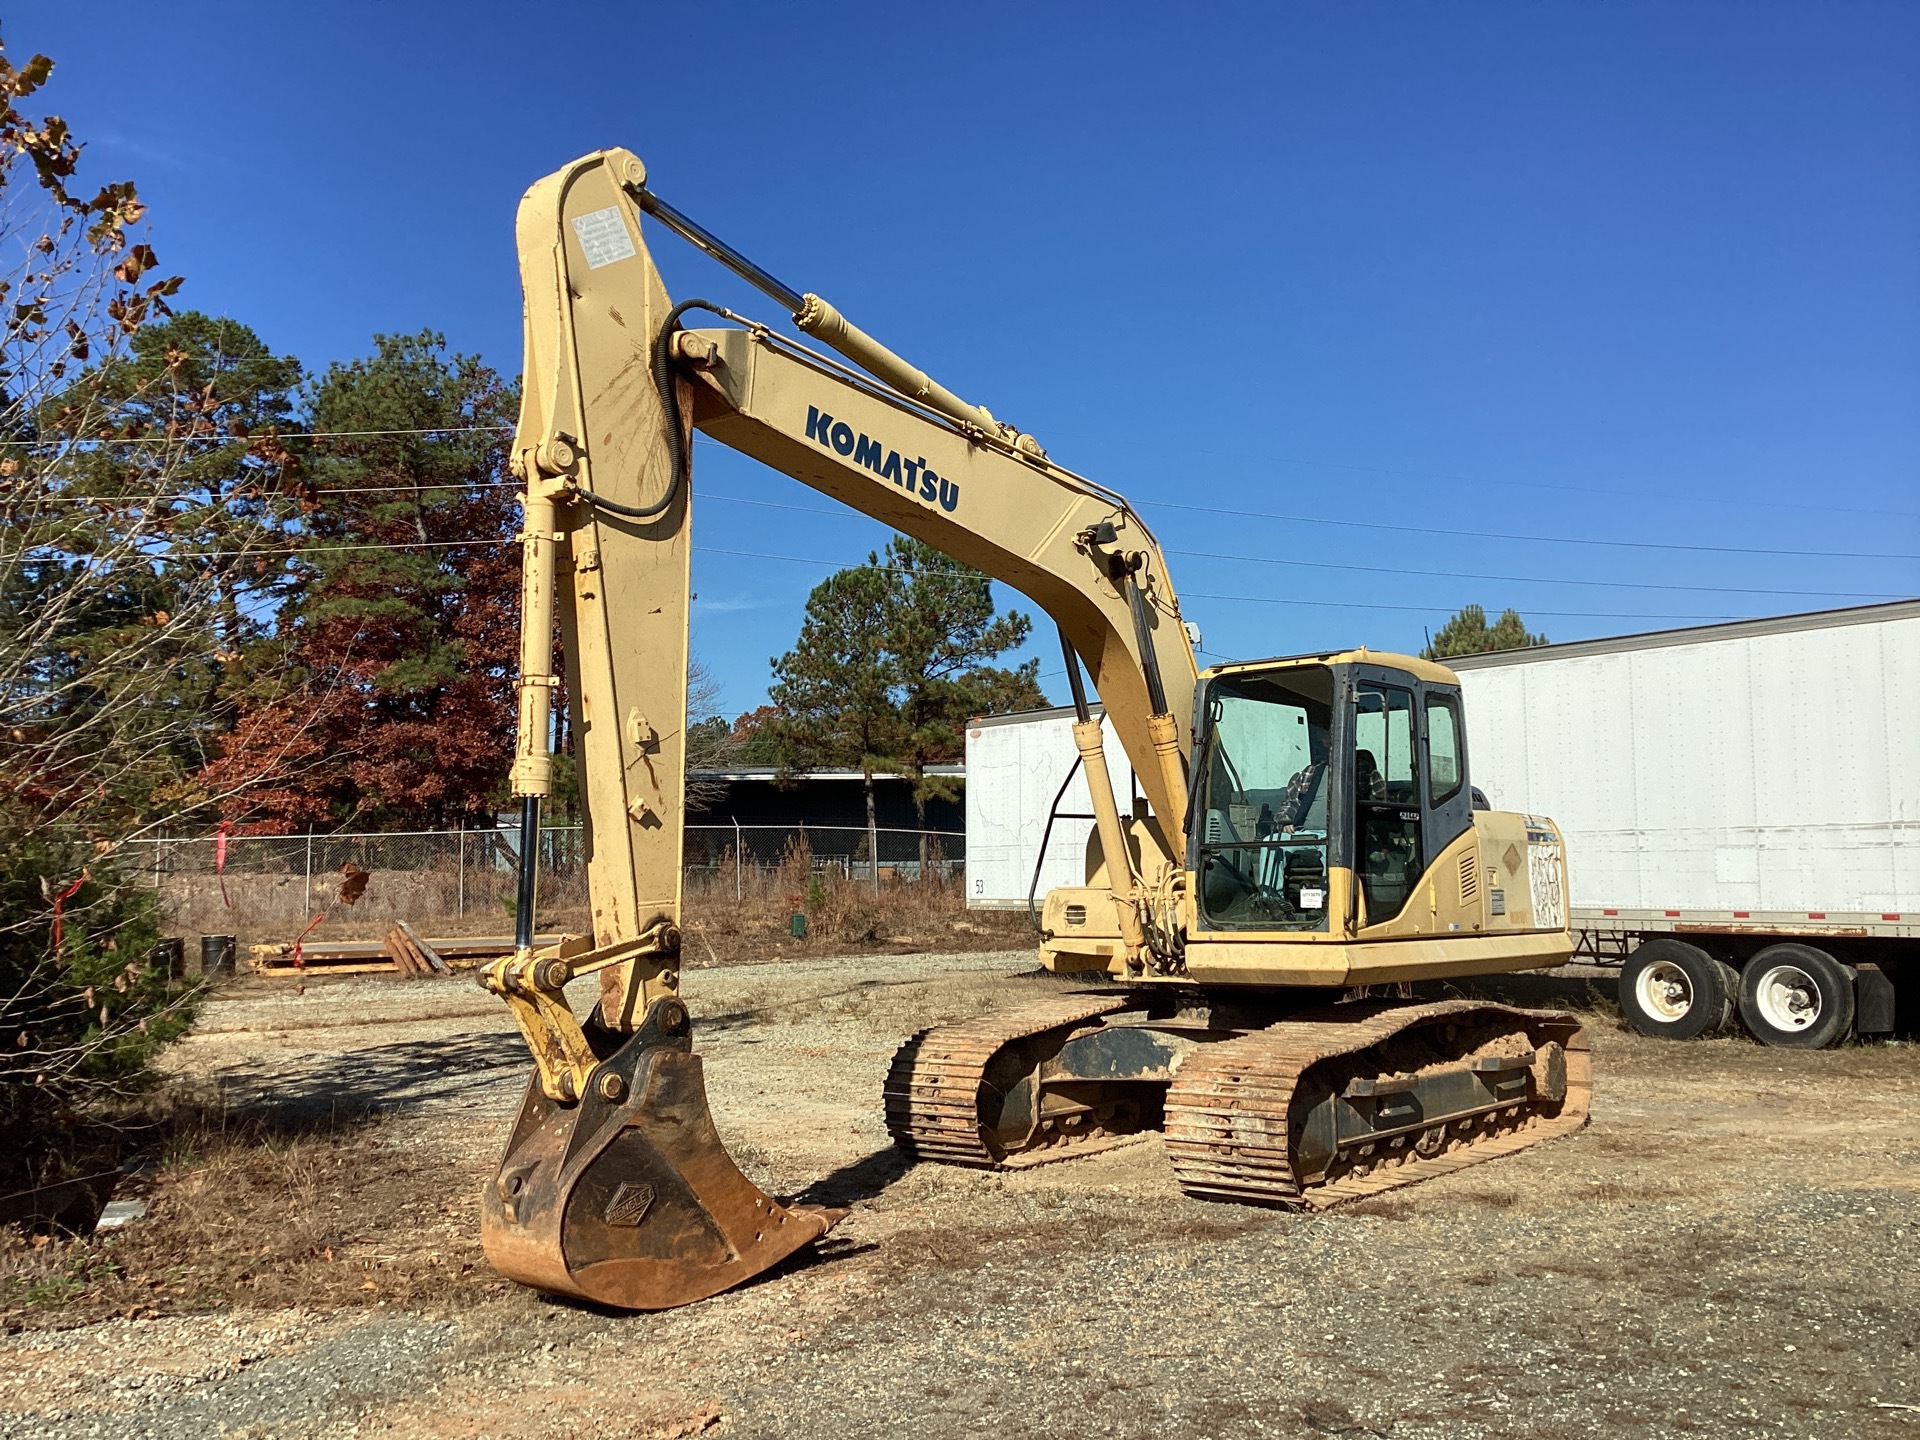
xmin=804 ymin=406 xmax=960 ymax=513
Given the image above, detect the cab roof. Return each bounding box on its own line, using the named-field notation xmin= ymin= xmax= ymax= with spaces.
xmin=1198 ymin=648 xmax=1462 ymax=688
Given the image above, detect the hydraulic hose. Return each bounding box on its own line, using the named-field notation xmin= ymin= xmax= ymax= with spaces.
xmin=570 ymin=298 xmax=728 ymax=522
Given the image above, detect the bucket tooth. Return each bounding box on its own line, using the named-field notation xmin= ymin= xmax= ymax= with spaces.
xmin=483 ymin=999 xmax=840 ymax=1310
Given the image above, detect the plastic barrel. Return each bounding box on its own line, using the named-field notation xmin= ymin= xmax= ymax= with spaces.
xmin=200 ymin=934 xmax=237 ymax=977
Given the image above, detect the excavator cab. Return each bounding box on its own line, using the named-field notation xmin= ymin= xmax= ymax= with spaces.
xmin=1043 ymin=649 xmax=1573 ymax=986
xmin=1193 ymin=655 xmax=1478 ymax=937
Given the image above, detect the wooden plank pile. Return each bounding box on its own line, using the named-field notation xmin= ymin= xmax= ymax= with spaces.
xmin=383 ymin=921 xmax=448 ymax=977
xmin=249 ymin=932 xmax=563 ymax=978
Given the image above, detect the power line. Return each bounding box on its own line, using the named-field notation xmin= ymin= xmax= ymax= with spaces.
xmin=698 ymin=439 xmax=1920 ymax=537
xmin=1164 ymin=547 xmax=1907 ymax=602
xmin=1145 ymin=498 xmax=1919 ymax=562
xmin=1182 ymin=590 xmax=1743 ymax=622
xmin=1180 ymin=445 xmax=1920 ymax=521
xmin=56 ymin=531 xmax=1776 ymax=632
xmin=29 ymin=425 xmax=1914 ymax=560
xmin=0 ymin=424 xmax=515 ymax=449
xmin=11 ymin=480 xmax=517 ymax=505
xmin=694 ymin=543 xmax=1748 ymax=622
xmin=689 ymin=488 xmax=1906 ymax=601
xmin=694 ymin=546 xmax=992 ymax=581
xmin=97 ymin=537 xmax=508 ymax=562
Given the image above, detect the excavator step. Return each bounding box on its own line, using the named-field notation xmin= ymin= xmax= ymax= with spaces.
xmin=1164 ymin=999 xmax=1591 ymax=1209
xmin=884 ymin=993 xmax=1134 ymax=1168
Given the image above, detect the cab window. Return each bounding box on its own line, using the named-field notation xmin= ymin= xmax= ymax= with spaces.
xmin=1427 ymin=695 xmax=1463 ymax=806
xmin=1196 ymin=668 xmax=1333 ymax=931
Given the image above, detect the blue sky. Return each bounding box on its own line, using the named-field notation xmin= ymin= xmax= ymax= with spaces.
xmin=30 ymin=2 xmax=1920 ymax=717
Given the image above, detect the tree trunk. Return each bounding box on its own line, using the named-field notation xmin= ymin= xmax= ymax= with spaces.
xmin=863 ymin=762 xmax=879 ymax=895
xmin=913 ymin=781 xmax=929 ymax=873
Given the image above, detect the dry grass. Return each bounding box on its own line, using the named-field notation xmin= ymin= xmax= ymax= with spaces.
xmin=157 ymin=865 xmax=586 ymax=950
xmin=1342 ymin=1197 xmax=1417 ymax=1221
xmin=680 ymin=843 xmax=1030 ymax=967
xmin=0 ymin=1098 xmax=506 ymax=1329
xmin=155 ymin=838 xmax=1033 ymax=965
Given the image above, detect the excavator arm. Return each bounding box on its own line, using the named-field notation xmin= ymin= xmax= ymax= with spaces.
xmin=479 ymin=147 xmax=1201 ymax=1307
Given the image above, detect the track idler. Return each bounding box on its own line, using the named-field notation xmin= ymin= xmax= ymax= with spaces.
xmin=482 ymin=997 xmax=840 ymax=1310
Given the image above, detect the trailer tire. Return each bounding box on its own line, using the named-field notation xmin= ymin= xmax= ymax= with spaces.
xmin=1738 ymin=944 xmax=1855 ymax=1049
xmin=1620 ymin=939 xmax=1731 ymax=1039
xmin=1713 ymin=958 xmax=1740 ymax=1028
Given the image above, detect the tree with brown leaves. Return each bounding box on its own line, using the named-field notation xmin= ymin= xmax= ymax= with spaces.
xmin=202 ymin=332 xmax=522 ymax=831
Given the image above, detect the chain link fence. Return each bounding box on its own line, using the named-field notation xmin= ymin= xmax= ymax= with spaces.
xmin=125 ymin=823 xmax=966 ymax=942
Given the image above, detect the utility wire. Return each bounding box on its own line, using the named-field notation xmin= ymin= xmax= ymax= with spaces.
xmin=13 ymin=480 xmax=518 ymax=505
xmin=116 ymin=532 xmax=1853 ymax=623
xmin=1180 ymin=445 xmax=1920 ymax=521
xmin=1180 ymin=590 xmax=1743 ymax=622
xmin=693 ymin=544 xmax=1748 ymax=622
xmin=689 ymin=488 xmax=1907 ymax=602
xmin=84 ymin=537 xmax=509 ymax=563
xmin=22 ymin=425 xmax=1914 ymax=558
xmin=1145 ymin=498 xmax=1920 ymax=562
xmin=1162 ymin=546 xmax=1907 ymax=602
xmin=690 ymin=433 xmax=1920 ymax=530
xmin=0 ymin=424 xmax=516 ymax=448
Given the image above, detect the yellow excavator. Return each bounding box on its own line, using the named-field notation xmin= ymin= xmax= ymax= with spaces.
xmin=479 ymin=148 xmax=1590 ymax=1311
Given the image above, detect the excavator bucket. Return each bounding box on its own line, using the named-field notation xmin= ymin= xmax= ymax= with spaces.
xmin=481 ymin=998 xmax=840 ymax=1310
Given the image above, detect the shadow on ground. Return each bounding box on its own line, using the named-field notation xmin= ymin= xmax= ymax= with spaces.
xmin=1416 ymin=968 xmax=1620 ymax=1011
xmin=794 ymin=1144 xmax=917 ymax=1209
xmin=203 ymin=1030 xmax=530 ymax=1120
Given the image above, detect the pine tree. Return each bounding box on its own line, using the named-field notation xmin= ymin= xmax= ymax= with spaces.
xmin=1422 ymin=604 xmax=1548 ymax=660
xmin=764 ymin=563 xmax=902 ymax=861
xmin=44 ymin=311 xmax=305 ymax=804
xmin=882 ymin=537 xmax=1043 ymax=859
xmin=761 ymin=537 xmax=1045 ymax=868
xmin=202 ymin=333 xmax=520 ymax=830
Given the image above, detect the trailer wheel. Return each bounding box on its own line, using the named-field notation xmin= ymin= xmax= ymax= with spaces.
xmin=1737 ymin=944 xmax=1855 ymax=1049
xmin=1620 ymin=939 xmax=1731 ymax=1039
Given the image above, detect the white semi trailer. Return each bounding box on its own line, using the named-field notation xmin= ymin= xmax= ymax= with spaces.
xmin=967 ymin=601 xmax=1917 ymax=1049
xmin=1451 ymin=600 xmax=1917 ymax=1048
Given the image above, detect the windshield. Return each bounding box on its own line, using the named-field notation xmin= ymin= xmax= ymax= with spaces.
xmin=1196 ymin=668 xmax=1333 ymax=931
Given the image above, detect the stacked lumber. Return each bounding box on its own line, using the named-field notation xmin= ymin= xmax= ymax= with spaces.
xmin=248 ymin=933 xmax=563 ymax=977
xmin=383 ymin=921 xmax=448 ymax=977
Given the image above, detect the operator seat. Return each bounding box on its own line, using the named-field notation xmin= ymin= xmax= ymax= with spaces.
xmin=1355 ymin=749 xmax=1387 ymax=803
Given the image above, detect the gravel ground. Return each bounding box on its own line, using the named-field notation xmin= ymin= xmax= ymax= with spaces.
xmin=2 ymin=950 xmax=1916 ymax=1440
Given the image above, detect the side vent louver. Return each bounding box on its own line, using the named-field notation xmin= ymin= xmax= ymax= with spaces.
xmin=1065 ymin=904 xmax=1087 ymax=926
xmin=1459 ymin=852 xmax=1480 ymax=907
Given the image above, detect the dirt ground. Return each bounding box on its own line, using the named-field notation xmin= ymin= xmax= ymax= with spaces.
xmin=2 ymin=950 xmax=1916 ymax=1440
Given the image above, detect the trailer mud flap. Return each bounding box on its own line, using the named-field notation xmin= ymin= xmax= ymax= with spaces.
xmin=482 ymin=998 xmax=840 ymax=1310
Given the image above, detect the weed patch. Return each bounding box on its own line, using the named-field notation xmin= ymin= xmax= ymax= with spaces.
xmin=1 ymin=1098 xmax=508 ymax=1330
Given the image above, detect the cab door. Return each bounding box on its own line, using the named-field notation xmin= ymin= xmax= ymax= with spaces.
xmin=1418 ymin=683 xmax=1473 ymax=865
xmin=1347 ymin=666 xmax=1424 ymax=922
xmin=1345 ymin=666 xmax=1476 ymax=927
